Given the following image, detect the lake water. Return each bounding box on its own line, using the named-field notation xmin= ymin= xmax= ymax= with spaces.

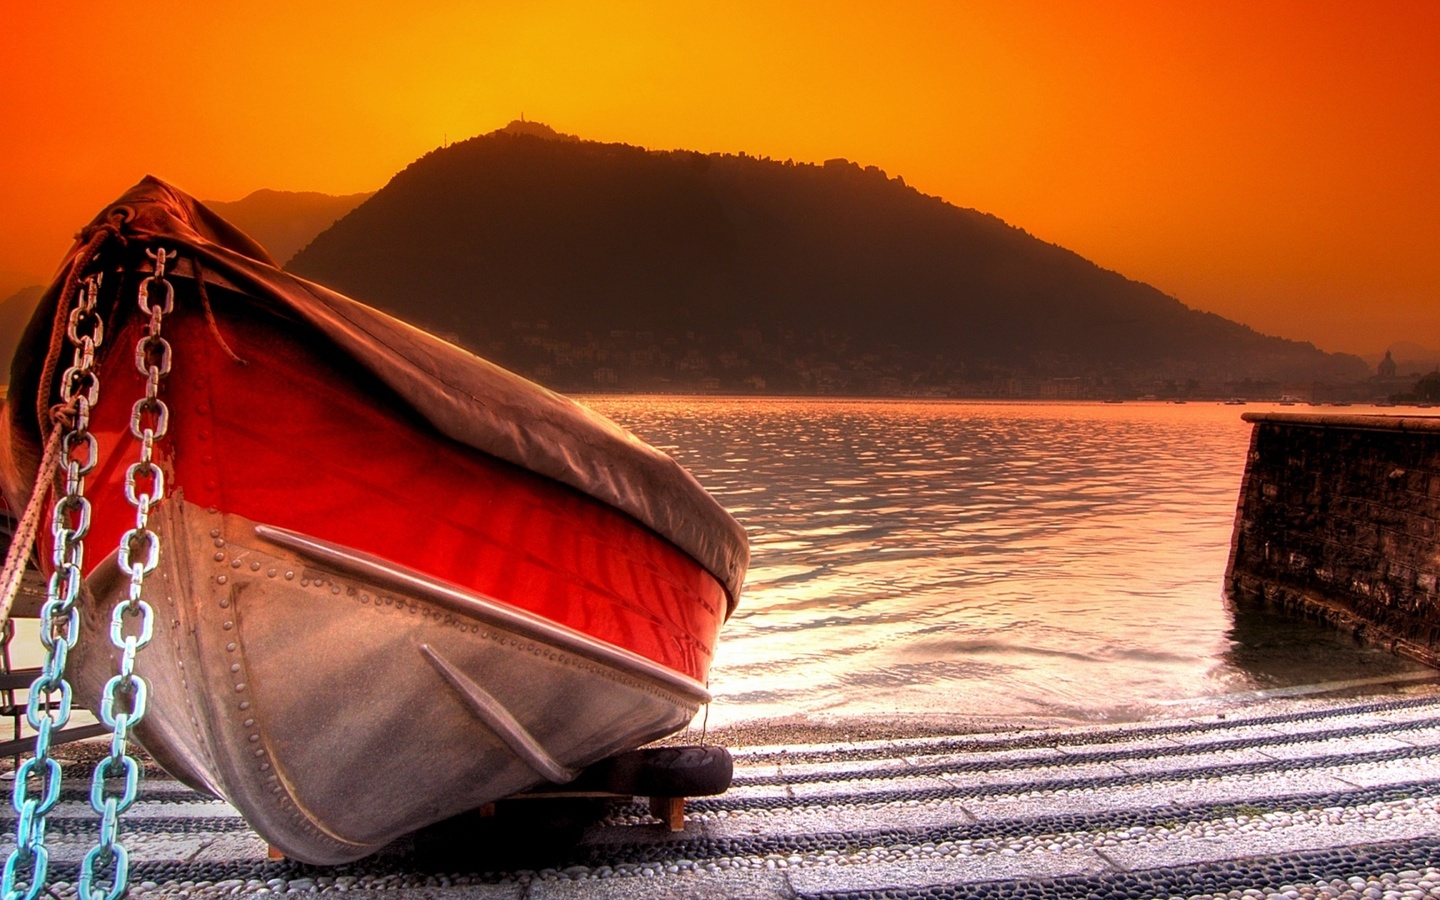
xmin=586 ymin=398 xmax=1437 ymax=730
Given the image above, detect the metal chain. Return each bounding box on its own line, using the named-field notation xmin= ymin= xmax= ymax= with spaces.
xmin=2 ymin=273 xmax=106 ymax=900
xmin=78 ymin=248 xmax=173 ymax=900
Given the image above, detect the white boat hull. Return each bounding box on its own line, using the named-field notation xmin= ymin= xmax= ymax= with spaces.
xmin=72 ymin=497 xmax=709 ymax=864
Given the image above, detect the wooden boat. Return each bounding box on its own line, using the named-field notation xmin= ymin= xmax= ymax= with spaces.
xmin=1 ymin=178 xmax=748 ymax=864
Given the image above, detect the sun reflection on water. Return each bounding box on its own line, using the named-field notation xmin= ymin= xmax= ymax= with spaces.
xmin=588 ymin=398 xmax=1433 ymax=728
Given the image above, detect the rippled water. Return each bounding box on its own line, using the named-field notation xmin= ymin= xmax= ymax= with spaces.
xmin=588 ymin=398 xmax=1434 ymax=729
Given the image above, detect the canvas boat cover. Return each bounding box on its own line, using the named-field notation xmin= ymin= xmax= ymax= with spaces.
xmin=6 ymin=177 xmax=748 ymax=610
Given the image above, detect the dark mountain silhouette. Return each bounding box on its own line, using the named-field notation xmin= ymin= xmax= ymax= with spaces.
xmin=274 ymin=124 xmax=1367 ymax=396
xmin=0 ymin=285 xmax=43 ymax=382
xmin=497 ymin=119 xmax=581 ymax=142
xmin=204 ymin=189 xmax=373 ymax=266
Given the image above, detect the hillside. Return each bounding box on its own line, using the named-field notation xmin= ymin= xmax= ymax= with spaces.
xmin=275 ymin=125 xmax=1368 ymax=396
xmin=204 ymin=189 xmax=373 ymax=265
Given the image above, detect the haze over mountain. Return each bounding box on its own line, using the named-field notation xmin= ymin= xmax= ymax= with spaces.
xmin=204 ymin=189 xmax=373 ymax=266
xmin=288 ymin=122 xmax=1366 ymax=397
xmin=1364 ymin=341 xmax=1440 ymax=375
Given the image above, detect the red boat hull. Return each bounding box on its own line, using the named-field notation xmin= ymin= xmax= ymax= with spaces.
xmin=63 ymin=297 xmax=727 ymax=685
xmin=25 ymin=290 xmax=733 ymax=861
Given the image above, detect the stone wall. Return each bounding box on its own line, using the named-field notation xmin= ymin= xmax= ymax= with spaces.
xmin=1226 ymin=412 xmax=1440 ymax=667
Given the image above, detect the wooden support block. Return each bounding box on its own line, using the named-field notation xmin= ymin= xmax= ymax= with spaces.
xmin=649 ymin=796 xmax=685 ymax=832
xmin=266 ymin=844 xmax=285 ymax=860
xmin=477 ymin=802 xmax=496 ymax=818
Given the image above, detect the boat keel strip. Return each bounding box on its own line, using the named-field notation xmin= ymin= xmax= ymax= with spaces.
xmin=419 ymin=644 xmax=579 ymax=784
xmin=253 ymin=523 xmax=711 ymax=705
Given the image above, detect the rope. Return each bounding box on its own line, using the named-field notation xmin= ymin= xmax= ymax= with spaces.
xmin=0 ymin=421 xmax=65 ymax=629
xmin=34 ymin=219 xmax=123 ymax=434
xmin=10 ymin=214 xmax=128 ymax=626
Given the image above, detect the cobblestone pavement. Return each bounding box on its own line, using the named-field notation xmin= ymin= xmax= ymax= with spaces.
xmin=5 ymin=682 xmax=1440 ymax=898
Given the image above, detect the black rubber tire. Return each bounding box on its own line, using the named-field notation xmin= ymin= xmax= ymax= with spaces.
xmin=552 ymin=744 xmax=734 ymax=797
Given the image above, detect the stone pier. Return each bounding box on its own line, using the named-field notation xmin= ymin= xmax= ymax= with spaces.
xmin=1227 ymin=411 xmax=1440 ymax=667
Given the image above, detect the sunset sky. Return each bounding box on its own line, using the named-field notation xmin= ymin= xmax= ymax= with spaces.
xmin=2 ymin=1 xmax=1436 ymax=356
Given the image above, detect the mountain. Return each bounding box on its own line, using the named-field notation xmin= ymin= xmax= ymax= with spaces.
xmin=204 ymin=189 xmax=374 ymax=266
xmin=0 ymin=285 xmax=43 ymax=384
xmin=276 ymin=124 xmax=1368 ymax=396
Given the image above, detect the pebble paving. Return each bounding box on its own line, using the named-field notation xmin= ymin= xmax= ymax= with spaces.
xmin=5 ymin=684 xmax=1440 ymax=898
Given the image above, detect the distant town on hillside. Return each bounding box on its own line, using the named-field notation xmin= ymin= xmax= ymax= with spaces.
xmin=423 ymin=317 xmax=1436 ymax=403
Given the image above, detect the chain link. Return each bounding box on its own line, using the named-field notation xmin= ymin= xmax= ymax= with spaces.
xmin=78 ymin=247 xmax=173 ymax=900
xmin=4 ymin=246 xmax=175 ymax=900
xmin=3 ymin=273 xmax=105 ymax=900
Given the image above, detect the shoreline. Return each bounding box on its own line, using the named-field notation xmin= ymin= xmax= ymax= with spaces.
xmin=666 ymin=672 xmax=1440 ymax=750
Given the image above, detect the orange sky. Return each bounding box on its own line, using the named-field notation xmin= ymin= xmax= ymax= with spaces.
xmin=3 ymin=1 xmax=1436 ymax=356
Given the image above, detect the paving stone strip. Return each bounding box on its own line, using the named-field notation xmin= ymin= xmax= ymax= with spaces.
xmin=733 ymin=693 xmax=1440 ymax=766
xmin=2 ymin=688 xmax=1439 ymax=897
xmin=733 ymin=718 xmax=1440 ymax=786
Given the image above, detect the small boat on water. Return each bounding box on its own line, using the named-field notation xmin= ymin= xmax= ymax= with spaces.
xmin=0 ymin=178 xmax=748 ymax=864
